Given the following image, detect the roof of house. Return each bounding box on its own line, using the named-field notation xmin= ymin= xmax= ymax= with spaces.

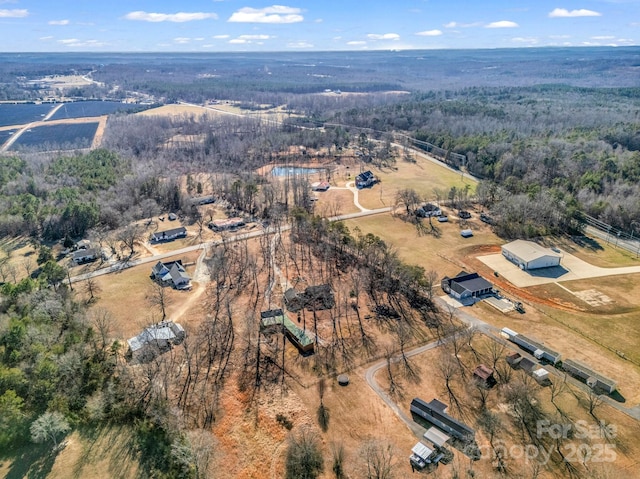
xmin=411 ymin=398 xmax=475 ymax=438
xmin=210 ymin=217 xmax=245 ymax=229
xmin=448 ymin=272 xmax=493 ymax=295
xmin=72 ymin=247 xmax=100 ymax=260
xmin=563 ymin=359 xmax=617 ymax=388
xmin=515 ymin=334 xmax=561 ymax=361
xmin=151 ymin=227 xmax=187 ymax=240
xmin=502 ymin=240 xmax=561 ymax=262
xmin=170 ymin=263 xmax=190 ymax=283
xmin=356 ymin=170 xmax=374 ymax=181
xmin=261 ymin=309 xmax=284 ymax=319
xmin=428 ymin=398 xmax=448 ymax=413
xmin=128 ymin=322 xmax=180 ymax=352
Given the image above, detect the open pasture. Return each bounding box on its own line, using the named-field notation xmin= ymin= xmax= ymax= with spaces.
xmin=9 ymin=122 xmax=99 ymax=150
xmin=0 ymin=102 xmax=58 ymax=127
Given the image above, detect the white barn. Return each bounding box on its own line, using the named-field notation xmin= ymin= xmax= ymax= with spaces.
xmin=501 ymin=240 xmax=562 ymax=270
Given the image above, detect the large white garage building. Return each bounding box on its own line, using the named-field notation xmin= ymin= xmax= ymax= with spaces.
xmin=501 ymin=240 xmax=562 ymax=270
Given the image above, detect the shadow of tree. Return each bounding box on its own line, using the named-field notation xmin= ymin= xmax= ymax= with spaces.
xmin=5 ymin=442 xmax=58 ymax=479
xmin=73 ymin=423 xmax=140 ymax=479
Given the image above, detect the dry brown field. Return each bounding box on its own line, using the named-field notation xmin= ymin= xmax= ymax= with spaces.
xmin=375 ymin=333 xmax=640 ymax=479
xmin=87 ymin=250 xmax=201 ymax=339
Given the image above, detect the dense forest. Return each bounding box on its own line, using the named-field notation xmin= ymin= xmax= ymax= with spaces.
xmin=322 ymin=85 xmax=640 ymax=231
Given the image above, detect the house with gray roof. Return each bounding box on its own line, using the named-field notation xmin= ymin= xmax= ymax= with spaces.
xmin=151 ymin=260 xmax=191 ymax=289
xmin=127 ymin=321 xmax=185 ymax=362
xmin=150 ymin=226 xmax=187 ymax=243
xmin=441 ymin=271 xmax=493 ymax=300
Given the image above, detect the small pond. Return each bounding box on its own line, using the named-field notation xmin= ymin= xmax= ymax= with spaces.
xmin=271 ymin=166 xmax=324 ymax=177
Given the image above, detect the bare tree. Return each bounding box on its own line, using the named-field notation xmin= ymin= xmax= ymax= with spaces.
xmin=436 ymin=351 xmax=463 ymax=413
xmin=147 ymin=282 xmax=171 ymax=321
xmin=331 ymin=441 xmax=346 ymax=479
xmin=118 ymin=223 xmax=145 ymax=257
xmin=317 ymin=378 xmax=330 ymax=431
xmin=285 ymin=429 xmax=324 ymax=479
xmin=90 ymin=308 xmax=113 ymax=358
xmin=359 ymin=439 xmax=396 ymax=479
xmin=22 ymin=257 xmax=34 ymax=277
xmin=586 ymin=388 xmax=603 ymax=419
xmin=84 ymin=276 xmax=101 ymax=302
xmin=394 ymin=188 xmax=421 ymax=216
xmin=549 ymin=373 xmax=567 ymax=413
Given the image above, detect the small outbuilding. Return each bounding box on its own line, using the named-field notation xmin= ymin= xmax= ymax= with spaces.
xmin=473 ymin=364 xmax=497 ymax=388
xmin=501 ymin=240 xmax=562 ymax=270
xmin=311 ymin=181 xmax=330 ymax=191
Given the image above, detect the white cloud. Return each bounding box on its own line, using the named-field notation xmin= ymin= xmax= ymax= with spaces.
xmin=58 ymin=38 xmax=107 ymax=47
xmin=174 ymin=37 xmax=191 ymax=44
xmin=549 ymin=34 xmax=571 ymax=39
xmin=548 ymin=8 xmax=601 ymax=18
xmin=228 ymin=34 xmax=272 ymax=44
xmin=591 ymin=35 xmax=615 ymax=40
xmin=416 ymin=29 xmax=442 ymax=36
xmin=287 ymin=41 xmax=313 ymax=48
xmin=39 ymin=36 xmax=53 ymax=40
xmin=124 ymin=11 xmax=217 ymax=22
xmin=48 ymin=19 xmax=69 ymax=25
xmin=237 ymin=34 xmax=271 ymax=40
xmin=367 ymin=33 xmax=400 ymax=40
xmin=314 ymin=18 xmax=323 ymax=23
xmin=228 ymin=5 xmax=303 ymax=24
xmin=486 ymin=20 xmax=519 ymax=28
xmin=0 ymin=8 xmax=28 ymax=17
xmin=212 ymin=34 xmax=230 ymax=39
xmin=444 ymin=21 xmax=481 ymax=28
xmin=512 ymin=36 xmax=539 ymax=44
xmin=347 ymin=40 xmax=366 ymax=45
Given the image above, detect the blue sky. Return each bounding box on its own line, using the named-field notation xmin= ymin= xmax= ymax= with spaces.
xmin=0 ymin=0 xmax=638 ymax=51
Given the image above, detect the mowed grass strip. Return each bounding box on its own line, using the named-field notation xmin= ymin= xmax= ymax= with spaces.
xmin=356 ymin=158 xmax=476 ymax=210
xmin=343 ymin=213 xmax=500 ymax=278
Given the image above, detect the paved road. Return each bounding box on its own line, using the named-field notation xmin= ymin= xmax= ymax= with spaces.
xmin=584 ymin=225 xmax=640 ymax=257
xmin=365 ymin=338 xmax=444 ymax=439
xmin=69 ymin=207 xmax=392 ymax=283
